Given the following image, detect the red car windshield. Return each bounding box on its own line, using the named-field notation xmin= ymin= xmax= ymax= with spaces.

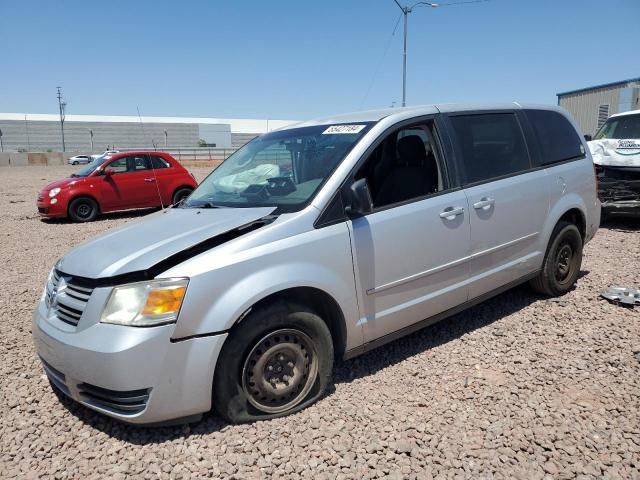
xmin=71 ymin=154 xmax=112 ymax=177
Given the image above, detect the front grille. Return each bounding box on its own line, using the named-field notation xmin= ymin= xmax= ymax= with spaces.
xmin=38 ymin=207 xmax=48 ymax=214
xmin=78 ymin=383 xmax=151 ymax=415
xmin=46 ymin=270 xmax=94 ymax=327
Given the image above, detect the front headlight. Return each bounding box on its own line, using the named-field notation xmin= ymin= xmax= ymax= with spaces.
xmin=101 ymin=278 xmax=189 ymax=327
xmin=49 ymin=188 xmax=61 ymax=198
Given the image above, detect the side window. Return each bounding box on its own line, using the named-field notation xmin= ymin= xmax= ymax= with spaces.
xmin=151 ymin=156 xmax=171 ymax=169
xmin=449 ymin=113 xmax=530 ymax=185
xmin=356 ymin=120 xmax=447 ymax=208
xmin=107 ymin=157 xmax=128 ymax=173
xmin=525 ymin=110 xmax=584 ymax=166
xmin=132 ymin=155 xmax=152 ymax=171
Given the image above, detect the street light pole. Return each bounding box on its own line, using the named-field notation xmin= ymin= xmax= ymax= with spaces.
xmin=56 ymin=87 xmax=66 ymax=152
xmin=392 ymin=1 xmax=438 ymax=107
xmin=0 ymin=129 xmax=3 ymax=152
xmin=89 ymin=129 xmax=94 ymax=152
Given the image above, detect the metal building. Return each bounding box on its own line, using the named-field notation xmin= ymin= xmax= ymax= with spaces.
xmin=0 ymin=113 xmax=296 ymax=152
xmin=557 ymin=77 xmax=640 ymax=137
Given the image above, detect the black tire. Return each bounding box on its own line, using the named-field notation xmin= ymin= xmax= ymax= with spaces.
xmin=213 ymin=301 xmax=333 ymax=424
xmin=72 ymin=161 xmax=79 ymax=165
xmin=530 ymin=221 xmax=583 ymax=297
xmin=172 ymin=188 xmax=193 ymax=205
xmin=68 ymin=197 xmax=98 ymax=222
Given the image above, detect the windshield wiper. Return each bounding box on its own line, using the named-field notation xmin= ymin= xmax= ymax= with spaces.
xmin=187 ymin=201 xmax=225 ymax=209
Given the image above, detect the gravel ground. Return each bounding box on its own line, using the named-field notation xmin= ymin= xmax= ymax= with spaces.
xmin=1 ymin=165 xmax=639 ymax=479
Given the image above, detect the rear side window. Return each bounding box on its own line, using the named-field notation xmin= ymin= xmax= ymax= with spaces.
xmin=525 ymin=110 xmax=584 ymax=166
xmin=449 ymin=113 xmax=530 ymax=184
xmin=151 ymin=156 xmax=171 ymax=169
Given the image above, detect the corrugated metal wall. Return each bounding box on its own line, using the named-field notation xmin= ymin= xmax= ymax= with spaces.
xmin=559 ymin=86 xmax=623 ymax=136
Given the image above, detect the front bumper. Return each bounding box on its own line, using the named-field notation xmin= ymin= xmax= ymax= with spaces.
xmin=32 ymin=299 xmax=227 ymax=424
xmin=601 ymin=200 xmax=640 ymax=218
xmin=37 ymin=197 xmax=67 ymax=218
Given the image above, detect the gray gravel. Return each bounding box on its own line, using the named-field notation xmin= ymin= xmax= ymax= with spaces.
xmin=1 ymin=165 xmax=639 ymax=479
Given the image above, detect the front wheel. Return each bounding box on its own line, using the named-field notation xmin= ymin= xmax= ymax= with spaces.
xmin=213 ymin=301 xmax=333 ymax=423
xmin=530 ymin=221 xmax=583 ymax=296
xmin=68 ymin=197 xmax=98 ymax=222
xmin=72 ymin=161 xmax=79 ymax=165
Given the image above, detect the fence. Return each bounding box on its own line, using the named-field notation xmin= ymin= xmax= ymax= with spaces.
xmin=117 ymin=147 xmax=238 ymax=164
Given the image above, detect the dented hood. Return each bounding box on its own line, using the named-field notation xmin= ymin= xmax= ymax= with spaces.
xmin=58 ymin=207 xmax=276 ymax=278
xmin=588 ymin=139 xmax=640 ymax=167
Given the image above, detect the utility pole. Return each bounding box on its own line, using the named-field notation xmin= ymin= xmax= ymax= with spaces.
xmin=56 ymin=87 xmax=66 ymax=152
xmin=392 ymin=1 xmax=438 ymax=107
xmin=0 ymin=129 xmax=3 ymax=152
xmin=89 ymin=129 xmax=94 ymax=152
xmin=164 ymin=129 xmax=168 ymax=148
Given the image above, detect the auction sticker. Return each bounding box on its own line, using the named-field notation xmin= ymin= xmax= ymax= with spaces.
xmin=322 ymin=124 xmax=367 ymax=134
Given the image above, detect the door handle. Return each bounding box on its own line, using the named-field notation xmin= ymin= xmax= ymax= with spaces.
xmin=144 ymin=178 xmax=156 ymax=182
xmin=473 ymin=197 xmax=495 ymax=210
xmin=439 ymin=206 xmax=465 ymax=220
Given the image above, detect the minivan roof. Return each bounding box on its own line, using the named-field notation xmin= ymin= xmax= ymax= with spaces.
xmin=609 ymin=109 xmax=640 ymax=119
xmin=281 ymin=102 xmax=567 ymax=130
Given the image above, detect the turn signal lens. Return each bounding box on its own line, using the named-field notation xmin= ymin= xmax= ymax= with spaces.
xmin=142 ymin=287 xmax=186 ymax=316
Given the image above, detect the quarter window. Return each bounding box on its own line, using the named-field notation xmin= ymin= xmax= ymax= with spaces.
xmin=151 ymin=156 xmax=171 ymax=169
xmin=449 ymin=113 xmax=530 ymax=184
xmin=525 ymin=110 xmax=584 ymax=166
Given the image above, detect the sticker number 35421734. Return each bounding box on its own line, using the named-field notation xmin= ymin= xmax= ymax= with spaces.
xmin=322 ymin=125 xmax=367 ymax=135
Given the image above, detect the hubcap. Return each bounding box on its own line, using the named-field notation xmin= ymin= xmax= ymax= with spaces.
xmin=242 ymin=329 xmax=318 ymax=414
xmin=555 ymin=243 xmax=573 ymax=281
xmin=77 ymin=203 xmax=92 ymax=218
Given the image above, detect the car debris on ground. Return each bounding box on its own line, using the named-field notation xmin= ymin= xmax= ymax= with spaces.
xmin=600 ymin=286 xmax=640 ymax=307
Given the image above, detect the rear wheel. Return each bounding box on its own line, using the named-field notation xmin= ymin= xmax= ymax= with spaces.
xmin=68 ymin=197 xmax=98 ymax=222
xmin=530 ymin=221 xmax=583 ymax=296
xmin=172 ymin=187 xmax=193 ymax=205
xmin=213 ymin=301 xmax=333 ymax=423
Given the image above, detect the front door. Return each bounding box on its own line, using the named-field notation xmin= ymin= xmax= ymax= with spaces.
xmin=346 ymin=119 xmax=472 ymax=343
xmin=98 ymin=155 xmax=159 ymax=211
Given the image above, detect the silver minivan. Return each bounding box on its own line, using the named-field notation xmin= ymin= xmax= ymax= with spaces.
xmin=33 ymin=103 xmax=600 ymax=424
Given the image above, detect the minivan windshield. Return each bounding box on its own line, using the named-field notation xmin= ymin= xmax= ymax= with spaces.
xmin=594 ymin=113 xmax=640 ymax=140
xmin=183 ymin=123 xmax=374 ymax=211
xmin=71 ymin=154 xmax=111 ymax=177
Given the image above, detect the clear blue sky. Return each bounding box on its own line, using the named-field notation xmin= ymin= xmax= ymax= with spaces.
xmin=1 ymin=0 xmax=638 ymax=120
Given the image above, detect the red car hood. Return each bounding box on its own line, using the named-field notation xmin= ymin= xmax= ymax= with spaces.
xmin=41 ymin=177 xmax=84 ymax=192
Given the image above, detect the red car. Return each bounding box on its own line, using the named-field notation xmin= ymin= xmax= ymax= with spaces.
xmin=37 ymin=151 xmax=197 ymax=222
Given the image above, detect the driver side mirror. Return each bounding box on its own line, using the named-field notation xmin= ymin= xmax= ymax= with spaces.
xmin=584 ymin=134 xmax=592 ymax=142
xmin=344 ymin=178 xmax=373 ymax=217
xmin=103 ymin=168 xmax=114 ymax=177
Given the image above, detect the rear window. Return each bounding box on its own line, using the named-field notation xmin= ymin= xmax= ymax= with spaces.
xmin=525 ymin=110 xmax=584 ymax=166
xmin=449 ymin=113 xmax=530 ymax=184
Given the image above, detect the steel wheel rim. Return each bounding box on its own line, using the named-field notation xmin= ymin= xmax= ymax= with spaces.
xmin=242 ymin=328 xmax=318 ymax=414
xmin=77 ymin=203 xmax=92 ymax=218
xmin=555 ymin=243 xmax=573 ymax=282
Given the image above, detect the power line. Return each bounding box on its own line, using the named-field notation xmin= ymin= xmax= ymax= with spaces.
xmin=435 ymin=0 xmax=490 ymax=6
xmin=359 ymin=13 xmax=403 ymax=110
